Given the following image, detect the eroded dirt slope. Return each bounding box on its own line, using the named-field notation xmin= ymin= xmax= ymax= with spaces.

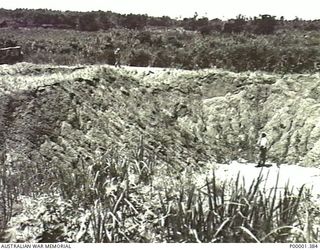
xmin=0 ymin=63 xmax=320 ymax=171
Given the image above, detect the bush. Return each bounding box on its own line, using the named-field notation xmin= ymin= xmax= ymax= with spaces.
xmin=174 ymin=48 xmax=194 ymax=69
xmin=129 ymin=49 xmax=152 ymax=67
xmin=153 ymin=50 xmax=172 ymax=68
xmin=136 ymin=31 xmax=152 ymax=45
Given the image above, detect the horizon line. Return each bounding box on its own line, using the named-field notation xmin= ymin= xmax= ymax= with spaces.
xmin=1 ymin=7 xmax=319 ymax=21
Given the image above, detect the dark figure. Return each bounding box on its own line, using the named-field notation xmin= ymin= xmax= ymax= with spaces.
xmin=114 ymin=47 xmax=121 ymax=68
xmin=257 ymin=132 xmax=268 ymax=166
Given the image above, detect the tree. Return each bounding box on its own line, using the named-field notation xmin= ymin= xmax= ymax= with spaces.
xmin=154 ymin=50 xmax=172 ymax=67
xmin=222 ymin=15 xmax=247 ymax=33
xmin=253 ymin=15 xmax=277 ymax=34
xmin=147 ymin=16 xmax=173 ymax=27
xmin=78 ymin=13 xmax=99 ymax=31
xmin=122 ymin=14 xmax=147 ymax=30
xmin=96 ymin=11 xmax=115 ymax=30
xmin=129 ymin=49 xmax=152 ymax=67
xmin=136 ymin=31 xmax=152 ymax=45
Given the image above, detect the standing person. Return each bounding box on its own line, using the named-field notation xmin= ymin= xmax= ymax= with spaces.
xmin=114 ymin=47 xmax=121 ymax=68
xmin=257 ymin=132 xmax=268 ymax=167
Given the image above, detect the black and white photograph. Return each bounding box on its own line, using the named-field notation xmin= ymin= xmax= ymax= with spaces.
xmin=0 ymin=0 xmax=320 ymax=247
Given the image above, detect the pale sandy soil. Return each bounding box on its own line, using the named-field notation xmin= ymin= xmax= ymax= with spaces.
xmin=213 ymin=161 xmax=320 ymax=200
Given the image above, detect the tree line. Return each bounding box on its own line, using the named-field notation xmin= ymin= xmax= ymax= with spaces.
xmin=0 ymin=8 xmax=320 ymax=33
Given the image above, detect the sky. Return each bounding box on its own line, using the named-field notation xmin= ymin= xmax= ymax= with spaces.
xmin=0 ymin=0 xmax=319 ymax=20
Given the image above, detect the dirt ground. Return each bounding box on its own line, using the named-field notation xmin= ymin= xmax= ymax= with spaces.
xmin=214 ymin=161 xmax=320 ymax=201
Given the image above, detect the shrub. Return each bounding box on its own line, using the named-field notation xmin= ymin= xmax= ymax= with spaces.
xmin=153 ymin=50 xmax=172 ymax=68
xmin=3 ymin=167 xmax=316 ymax=243
xmin=129 ymin=49 xmax=152 ymax=67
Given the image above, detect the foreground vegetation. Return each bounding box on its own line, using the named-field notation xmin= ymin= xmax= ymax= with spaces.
xmin=2 ymin=154 xmax=319 ymax=243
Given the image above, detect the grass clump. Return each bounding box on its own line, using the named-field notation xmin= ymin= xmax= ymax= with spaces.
xmin=1 ymin=153 xmax=317 ymax=243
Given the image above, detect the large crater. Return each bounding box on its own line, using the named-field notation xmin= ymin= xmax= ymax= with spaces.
xmin=0 ymin=63 xmax=320 ymax=170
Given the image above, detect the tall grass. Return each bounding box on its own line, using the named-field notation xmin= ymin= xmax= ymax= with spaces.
xmin=1 ymin=145 xmax=317 ymax=243
xmin=151 ymin=169 xmax=311 ymax=243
